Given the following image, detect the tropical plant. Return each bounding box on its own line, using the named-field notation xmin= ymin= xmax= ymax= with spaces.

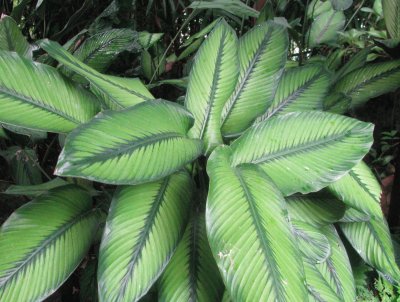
xmin=1 ymin=2 xmax=400 ymax=302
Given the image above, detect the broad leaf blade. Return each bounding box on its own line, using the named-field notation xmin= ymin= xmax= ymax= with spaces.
xmin=0 ymin=185 xmax=99 ymax=301
xmin=330 ymin=0 xmax=353 ymax=10
xmin=61 ymin=29 xmax=140 ymax=82
xmin=286 ymin=192 xmax=345 ymax=227
xmin=382 ymin=0 xmax=400 ymax=39
xmin=0 ymin=50 xmax=99 ymax=133
xmin=304 ymin=225 xmax=356 ymax=301
xmin=206 ymin=146 xmax=307 ymax=301
xmin=332 ymin=48 xmax=370 ymax=83
xmin=332 ymin=60 xmax=400 ymax=108
xmin=256 ymin=64 xmax=330 ymax=122
xmin=185 ymin=19 xmax=238 ymax=154
xmin=56 ymin=100 xmax=203 ymax=185
xmin=5 ymin=178 xmax=69 ymax=197
xmin=158 ymin=210 xmax=224 ymax=302
xmin=231 ymin=111 xmax=374 ymax=195
xmin=0 ymin=16 xmax=31 ymax=58
xmin=98 ymin=171 xmax=193 ymax=302
xmin=307 ymin=10 xmax=345 ymax=47
xmin=220 ymin=21 xmax=288 ymax=136
xmin=38 ymin=39 xmax=153 ymax=110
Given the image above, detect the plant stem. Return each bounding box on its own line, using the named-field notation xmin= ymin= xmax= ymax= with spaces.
xmin=344 ymin=0 xmax=366 ymax=31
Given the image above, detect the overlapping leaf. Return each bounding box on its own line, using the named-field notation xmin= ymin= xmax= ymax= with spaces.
xmin=382 ymin=0 xmax=400 ymax=39
xmin=0 ymin=185 xmax=99 ymax=301
xmin=56 ymin=100 xmax=203 ymax=185
xmin=330 ymin=0 xmax=353 ymax=10
xmin=307 ymin=10 xmax=345 ymax=47
xmin=0 ymin=16 xmax=31 ymax=58
xmin=286 ymin=192 xmax=345 ymax=227
xmin=5 ymin=178 xmax=69 ymax=197
xmin=304 ymin=225 xmax=356 ymax=301
xmin=158 ymin=210 xmax=224 ymax=302
xmin=220 ymin=21 xmax=288 ymax=136
xmin=185 ymin=19 xmax=238 ymax=153
xmin=206 ymin=146 xmax=307 ymax=301
xmin=61 ymin=29 xmax=140 ymax=81
xmin=38 ymin=39 xmax=153 ymax=110
xmin=0 ymin=50 xmax=99 ymax=133
xmin=230 ymin=111 xmax=373 ymax=195
xmin=256 ymin=64 xmax=330 ymax=122
xmin=332 ymin=48 xmax=370 ymax=83
xmin=333 ymin=60 xmax=400 ymax=108
xmin=98 ymin=171 xmax=193 ymax=302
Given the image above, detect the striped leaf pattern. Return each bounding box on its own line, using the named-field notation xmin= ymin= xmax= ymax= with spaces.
xmin=206 ymin=146 xmax=307 ymax=301
xmin=158 ymin=210 xmax=224 ymax=302
xmin=185 ymin=19 xmax=239 ymax=153
xmin=0 ymin=50 xmax=99 ymax=133
xmin=38 ymin=39 xmax=153 ymax=110
xmin=98 ymin=171 xmax=193 ymax=302
xmin=256 ymin=64 xmax=330 ymax=122
xmin=0 ymin=16 xmax=31 ymax=58
xmin=230 ymin=111 xmax=373 ymax=195
xmin=0 ymin=185 xmax=99 ymax=302
xmin=55 ymin=100 xmax=203 ymax=185
xmin=220 ymin=21 xmax=288 ymax=137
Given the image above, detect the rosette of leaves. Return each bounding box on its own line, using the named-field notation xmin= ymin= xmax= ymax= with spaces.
xmin=0 ymin=17 xmax=399 ymax=302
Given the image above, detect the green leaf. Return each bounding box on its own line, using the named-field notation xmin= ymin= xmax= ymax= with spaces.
xmin=0 ymin=16 xmax=31 ymax=58
xmin=138 ymin=31 xmax=163 ymax=49
xmin=332 ymin=60 xmax=400 ymax=108
xmin=304 ymin=225 xmax=356 ymax=301
xmin=307 ymin=0 xmax=333 ymax=18
xmin=221 ymin=291 xmax=232 ymax=302
xmin=332 ymin=48 xmax=370 ymax=83
xmin=220 ymin=21 xmax=288 ymax=137
xmin=328 ymin=161 xmax=383 ymax=218
xmin=323 ymin=92 xmax=351 ymax=114
xmin=292 ymin=220 xmax=331 ymax=264
xmin=286 ymin=192 xmax=345 ymax=226
xmin=158 ymin=210 xmax=224 ymax=302
xmin=38 ymin=39 xmax=153 ymax=110
xmin=339 ymin=207 xmax=370 ymax=222
xmin=307 ymin=10 xmax=345 ymax=47
xmin=79 ymin=257 xmax=98 ymax=302
xmin=206 ymin=146 xmax=307 ymax=301
xmin=340 ymin=218 xmax=400 ymax=283
xmin=0 ymin=185 xmax=99 ymax=301
xmin=0 ymin=50 xmax=99 ymax=133
xmin=9 ymin=147 xmax=42 ymax=185
xmin=230 ymin=111 xmax=374 ymax=195
xmin=256 ymin=64 xmax=330 ymax=122
xmin=5 ymin=178 xmax=69 ymax=197
xmin=182 ymin=18 xmax=221 ymax=48
xmin=56 ymin=100 xmax=203 ymax=185
xmin=60 ymin=29 xmax=140 ymax=82
xmin=382 ymin=0 xmax=400 ymax=39
xmin=330 ymin=0 xmax=353 ymax=10
xmin=98 ymin=171 xmax=193 ymax=302
xmin=189 ymin=0 xmax=259 ymax=19
xmin=185 ymin=19 xmax=238 ymax=154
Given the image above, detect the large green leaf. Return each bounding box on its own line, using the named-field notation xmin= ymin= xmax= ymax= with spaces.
xmin=332 ymin=60 xmax=400 ymax=108
xmin=339 ymin=207 xmax=370 ymax=222
xmin=332 ymin=48 xmax=370 ymax=83
xmin=158 ymin=210 xmax=224 ymax=302
xmin=220 ymin=21 xmax=288 ymax=137
xmin=0 ymin=50 xmax=99 ymax=133
xmin=38 ymin=39 xmax=153 ymax=110
xmin=206 ymin=146 xmax=307 ymax=301
xmin=304 ymin=225 xmax=356 ymax=301
xmin=60 ymin=29 xmax=140 ymax=82
xmin=56 ymin=100 xmax=203 ymax=185
xmin=307 ymin=10 xmax=345 ymax=47
xmin=185 ymin=19 xmax=238 ymax=154
xmin=98 ymin=171 xmax=193 ymax=302
xmin=256 ymin=64 xmax=330 ymax=122
xmin=0 ymin=16 xmax=31 ymax=58
xmin=286 ymin=192 xmax=345 ymax=227
xmin=328 ymin=163 xmax=400 ymax=281
xmin=340 ymin=218 xmax=400 ymax=283
xmin=230 ymin=111 xmax=373 ymax=195
xmin=328 ymin=161 xmax=382 ymax=218
xmin=0 ymin=185 xmax=99 ymax=301
xmin=330 ymin=0 xmax=352 ymax=10
xmin=382 ymin=0 xmax=400 ymax=39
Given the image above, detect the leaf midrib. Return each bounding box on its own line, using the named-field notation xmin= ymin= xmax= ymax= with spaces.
xmin=249 ymin=129 xmax=357 ymax=165
xmin=117 ymin=177 xmax=170 ymax=300
xmin=0 ymin=207 xmax=94 ymax=288
xmin=70 ymin=132 xmax=184 ymax=164
xmin=235 ymin=168 xmax=285 ymax=300
xmin=0 ymin=86 xmax=81 ymax=125
xmin=221 ymin=26 xmax=273 ymax=126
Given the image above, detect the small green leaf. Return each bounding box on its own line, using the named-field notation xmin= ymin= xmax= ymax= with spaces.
xmin=330 ymin=0 xmax=353 ymax=10
xmin=307 ymin=10 xmax=345 ymax=47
